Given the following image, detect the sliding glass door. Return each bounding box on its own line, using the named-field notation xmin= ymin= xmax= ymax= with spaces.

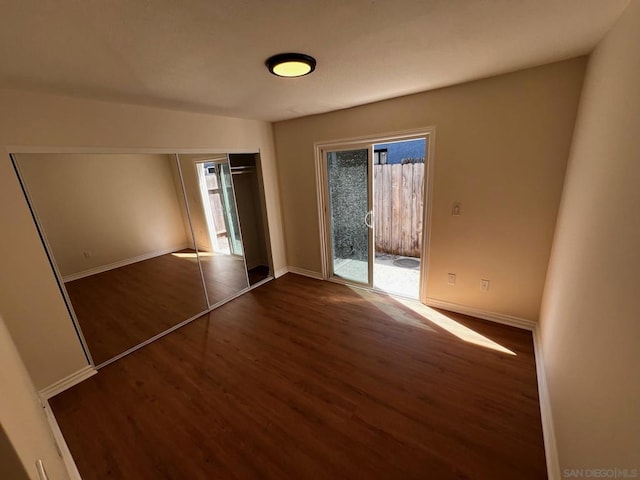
xmin=321 ymin=134 xmax=430 ymax=300
xmin=325 ymin=147 xmax=373 ymax=286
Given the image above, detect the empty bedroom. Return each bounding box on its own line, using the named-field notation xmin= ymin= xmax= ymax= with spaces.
xmin=0 ymin=1 xmax=638 ymax=479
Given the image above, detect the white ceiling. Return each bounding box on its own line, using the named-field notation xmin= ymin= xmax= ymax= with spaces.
xmin=0 ymin=0 xmax=630 ymax=121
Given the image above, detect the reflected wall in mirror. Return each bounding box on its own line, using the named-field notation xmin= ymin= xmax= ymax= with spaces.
xmin=13 ymin=153 xmax=208 ymax=365
xmin=229 ymin=154 xmax=271 ymax=286
xmin=177 ymin=154 xmax=250 ymax=306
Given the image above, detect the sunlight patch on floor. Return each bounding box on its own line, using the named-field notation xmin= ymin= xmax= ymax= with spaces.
xmin=396 ymin=297 xmax=516 ymax=355
xmin=349 ymin=287 xmax=436 ymax=332
xmin=172 ymin=252 xmax=215 ymax=259
xmin=349 ymin=286 xmax=516 ymax=355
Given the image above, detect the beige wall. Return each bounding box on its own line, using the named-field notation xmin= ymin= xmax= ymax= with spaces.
xmin=0 ymin=88 xmax=285 ymax=389
xmin=540 ymin=1 xmax=640 ymax=473
xmin=0 ymin=314 xmax=70 ymax=480
xmin=16 ymin=153 xmax=189 ymax=277
xmin=169 ymin=156 xmax=197 ymax=251
xmin=274 ymin=58 xmax=586 ymax=321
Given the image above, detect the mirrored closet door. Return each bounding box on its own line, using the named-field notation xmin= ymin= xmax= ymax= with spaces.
xmin=13 ymin=153 xmax=209 ymax=365
xmin=177 ymin=154 xmax=251 ymax=306
xmin=177 ymin=152 xmax=273 ymax=304
xmin=13 ymin=151 xmax=274 ymax=367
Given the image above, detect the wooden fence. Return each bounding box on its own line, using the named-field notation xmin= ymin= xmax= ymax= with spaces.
xmin=373 ymin=163 xmax=424 ymax=257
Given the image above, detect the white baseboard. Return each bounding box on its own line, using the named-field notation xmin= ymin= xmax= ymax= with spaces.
xmin=424 ymin=298 xmax=536 ymax=331
xmin=62 ymin=244 xmax=190 ymax=283
xmin=39 ymin=366 xmax=97 ymax=400
xmin=533 ymin=326 xmax=561 ymax=480
xmin=274 ymin=266 xmax=289 ymax=278
xmin=42 ymin=400 xmax=82 ymax=480
xmin=286 ymin=266 xmax=324 ymax=280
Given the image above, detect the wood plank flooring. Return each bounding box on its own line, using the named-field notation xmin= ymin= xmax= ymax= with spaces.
xmin=66 ymin=250 xmax=255 ymax=365
xmin=248 ymin=264 xmax=270 ymax=285
xmin=198 ymin=252 xmax=250 ymax=305
xmin=65 ymin=251 xmax=208 ymax=365
xmin=51 ymin=274 xmax=547 ymax=479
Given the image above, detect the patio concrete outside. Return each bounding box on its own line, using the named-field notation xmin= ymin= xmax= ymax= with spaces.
xmin=333 ymin=253 xmax=421 ymax=299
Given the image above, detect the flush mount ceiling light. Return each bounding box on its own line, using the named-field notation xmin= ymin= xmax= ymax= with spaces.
xmin=266 ymin=53 xmax=316 ymax=78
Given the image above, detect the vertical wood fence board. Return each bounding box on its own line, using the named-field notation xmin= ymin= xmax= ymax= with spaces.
xmin=411 ymin=164 xmax=423 ymax=256
xmin=374 ymin=162 xmax=425 ymax=257
xmin=401 ymin=165 xmax=412 ymax=255
xmin=382 ymin=165 xmax=392 ymax=252
xmin=373 ymin=166 xmax=381 ymax=249
xmin=391 ymin=164 xmax=402 ymax=254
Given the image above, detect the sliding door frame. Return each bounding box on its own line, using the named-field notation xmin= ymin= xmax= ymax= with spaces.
xmin=314 ymin=127 xmax=436 ymax=302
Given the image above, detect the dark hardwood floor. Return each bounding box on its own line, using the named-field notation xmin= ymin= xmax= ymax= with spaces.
xmin=65 ymin=251 xmax=208 ymax=365
xmin=51 ymin=274 xmax=547 ymax=479
xmin=248 ymin=264 xmax=271 ymax=285
xmin=198 ymin=252 xmax=250 ymax=305
xmin=65 ymin=250 xmax=255 ymax=365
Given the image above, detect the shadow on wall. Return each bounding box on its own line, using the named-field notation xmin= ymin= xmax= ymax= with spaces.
xmin=0 ymin=426 xmax=29 ymax=480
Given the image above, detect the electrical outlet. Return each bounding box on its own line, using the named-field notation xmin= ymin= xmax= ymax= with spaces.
xmin=452 ymin=201 xmax=462 ymax=216
xmin=83 ymin=250 xmax=92 ymax=258
xmin=447 ymin=273 xmax=456 ymax=285
xmin=480 ymin=279 xmax=490 ymax=291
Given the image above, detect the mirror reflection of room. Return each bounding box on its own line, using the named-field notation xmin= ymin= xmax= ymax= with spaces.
xmin=13 ymin=153 xmax=208 ymax=365
xmin=177 ymin=154 xmax=251 ymax=306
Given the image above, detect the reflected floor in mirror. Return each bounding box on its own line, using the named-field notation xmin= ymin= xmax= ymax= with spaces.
xmin=51 ymin=274 xmax=546 ymax=479
xmin=195 ymin=252 xmax=250 ymax=305
xmin=66 ymin=249 xmax=210 ymax=365
xmin=248 ymin=264 xmax=270 ymax=285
